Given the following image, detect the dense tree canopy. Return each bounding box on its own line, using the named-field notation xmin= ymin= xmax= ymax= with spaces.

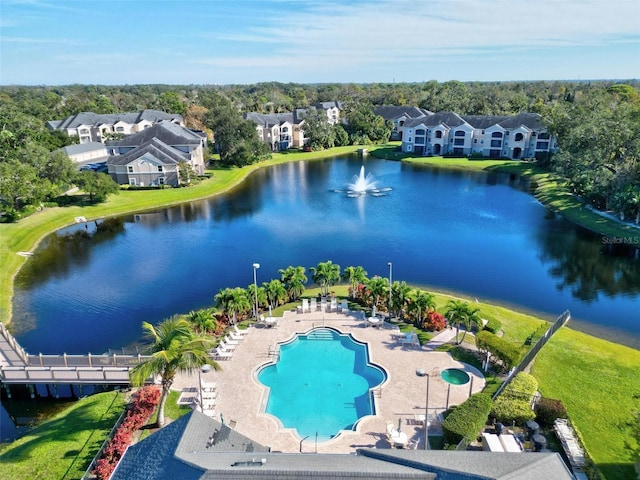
xmin=1 ymin=80 xmax=638 ymax=222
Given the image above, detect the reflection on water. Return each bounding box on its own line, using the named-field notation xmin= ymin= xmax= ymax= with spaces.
xmin=12 ymin=156 xmax=640 ymax=353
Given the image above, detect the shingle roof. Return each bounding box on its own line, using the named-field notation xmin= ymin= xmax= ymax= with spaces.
xmin=374 ymin=106 xmax=433 ymax=120
xmin=51 ymin=109 xmax=183 ymax=130
xmin=107 ymin=137 xmax=189 ymax=166
xmin=403 ymin=112 xmax=467 ymax=129
xmin=112 ymin=411 xmax=573 ymax=480
xmin=312 ymin=101 xmax=344 ymax=110
xmin=106 ymin=121 xmax=203 ymax=148
xmin=498 ymin=112 xmax=545 ymax=130
xmin=59 ymin=142 xmax=108 ymax=156
xmin=244 ymin=112 xmax=296 ymax=127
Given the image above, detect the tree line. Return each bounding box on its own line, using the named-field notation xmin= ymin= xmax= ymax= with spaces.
xmin=1 ymin=80 xmax=638 ymax=222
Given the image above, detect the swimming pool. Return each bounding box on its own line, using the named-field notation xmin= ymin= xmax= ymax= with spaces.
xmin=257 ymin=327 xmax=386 ymax=441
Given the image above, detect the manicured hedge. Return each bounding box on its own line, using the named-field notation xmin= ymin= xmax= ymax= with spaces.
xmin=491 ymin=372 xmax=538 ymax=425
xmin=483 ymin=318 xmax=502 ymax=334
xmin=442 ymin=393 xmax=493 ymax=446
xmin=475 ymin=330 xmax=522 ymax=371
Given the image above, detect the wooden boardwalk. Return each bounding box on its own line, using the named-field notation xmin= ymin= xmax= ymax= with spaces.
xmin=0 ymin=322 xmax=149 ymax=386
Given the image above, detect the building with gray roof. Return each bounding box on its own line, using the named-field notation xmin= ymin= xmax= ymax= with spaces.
xmin=110 ymin=410 xmax=574 ymax=480
xmin=401 ymin=112 xmax=557 ymax=160
xmin=106 ymin=122 xmax=206 ymax=187
xmin=47 ymin=109 xmax=184 ymax=144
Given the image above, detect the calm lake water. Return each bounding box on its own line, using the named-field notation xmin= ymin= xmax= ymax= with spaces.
xmin=12 ymin=155 xmax=640 ymax=353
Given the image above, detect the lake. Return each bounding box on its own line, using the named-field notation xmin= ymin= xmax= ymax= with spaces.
xmin=12 ymin=155 xmax=640 ymax=353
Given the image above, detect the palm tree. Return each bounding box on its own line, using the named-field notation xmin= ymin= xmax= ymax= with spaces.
xmin=341 ymin=266 xmax=368 ymax=298
xmin=310 ymin=260 xmax=341 ymax=297
xmin=391 ymin=281 xmax=412 ymax=319
xmin=278 ymin=265 xmax=307 ymax=301
xmin=215 ymin=287 xmax=251 ymax=324
xmin=408 ymin=289 xmax=436 ymax=326
xmin=187 ymin=308 xmax=218 ymax=335
xmin=445 ymin=300 xmax=481 ymax=344
xmin=364 ymin=276 xmax=388 ymax=316
xmin=247 ymin=283 xmax=267 ymax=313
xmin=129 ymin=316 xmax=218 ymax=427
xmin=263 ymin=279 xmax=287 ymax=309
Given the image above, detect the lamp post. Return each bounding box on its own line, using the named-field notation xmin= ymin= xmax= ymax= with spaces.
xmin=252 ymin=263 xmax=260 ymax=320
xmin=424 ymin=373 xmax=430 ymax=450
xmin=387 ymin=262 xmax=393 ymax=321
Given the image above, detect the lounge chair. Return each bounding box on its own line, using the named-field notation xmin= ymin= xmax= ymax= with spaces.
xmin=310 ymin=298 xmax=318 ymax=311
xmin=233 ymin=325 xmax=250 ymax=337
xmin=330 ymin=298 xmax=337 ymax=312
xmin=340 ymin=300 xmax=349 ymax=312
xmin=302 ymin=298 xmax=310 ymax=313
xmin=210 ymin=347 xmax=233 ymax=360
xmin=320 ymin=297 xmax=327 ymax=312
xmin=202 ymin=390 xmax=218 ymax=400
xmin=228 ymin=330 xmax=244 ymax=341
xmin=224 ymin=335 xmax=240 ymax=346
xmin=200 ymin=380 xmax=217 ymax=392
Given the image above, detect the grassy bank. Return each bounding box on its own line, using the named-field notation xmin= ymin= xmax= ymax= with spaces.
xmin=370 ymin=144 xmax=640 ymax=240
xmin=0 ymin=390 xmax=125 ymax=480
xmin=0 ymin=145 xmax=370 ymax=327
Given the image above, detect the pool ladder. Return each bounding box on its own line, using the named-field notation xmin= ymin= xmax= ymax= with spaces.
xmin=268 ymin=344 xmax=280 ymax=360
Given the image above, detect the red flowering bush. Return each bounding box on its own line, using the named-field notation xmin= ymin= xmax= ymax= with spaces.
xmin=92 ymin=386 xmax=160 ymax=479
xmin=422 ymin=310 xmax=447 ymax=331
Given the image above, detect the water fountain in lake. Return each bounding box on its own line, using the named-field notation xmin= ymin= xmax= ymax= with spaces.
xmin=337 ymin=165 xmax=391 ymax=197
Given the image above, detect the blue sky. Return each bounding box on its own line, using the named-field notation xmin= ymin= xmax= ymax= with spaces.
xmin=1 ymin=0 xmax=639 ymax=85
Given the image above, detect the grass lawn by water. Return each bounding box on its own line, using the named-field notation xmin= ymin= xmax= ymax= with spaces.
xmin=0 ymin=390 xmax=125 ymax=480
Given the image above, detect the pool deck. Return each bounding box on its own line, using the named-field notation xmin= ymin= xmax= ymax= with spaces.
xmin=172 ymin=308 xmax=485 ymax=453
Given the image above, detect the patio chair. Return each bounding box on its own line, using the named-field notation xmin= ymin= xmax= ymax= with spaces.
xmin=223 ymin=335 xmax=240 ymax=346
xmin=340 ymin=300 xmax=349 ymax=312
xmin=233 ymin=325 xmax=250 ymax=337
xmin=210 ymin=347 xmax=232 ymax=360
xmin=200 ymin=380 xmax=217 ymax=392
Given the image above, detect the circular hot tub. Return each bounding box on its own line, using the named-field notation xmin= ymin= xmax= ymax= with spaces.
xmin=441 ymin=368 xmax=470 ymax=385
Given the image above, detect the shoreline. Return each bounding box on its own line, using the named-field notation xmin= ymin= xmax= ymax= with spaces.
xmin=1 ymin=145 xmax=638 ymax=351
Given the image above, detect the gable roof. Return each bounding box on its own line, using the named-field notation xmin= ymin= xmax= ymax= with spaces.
xmin=107 ymin=137 xmax=189 ymax=166
xmin=112 ymin=411 xmax=573 ymax=480
xmin=374 ymin=105 xmax=433 ymax=120
xmin=312 ymin=101 xmax=343 ymax=110
xmin=244 ymin=112 xmax=295 ymax=128
xmin=49 ymin=109 xmax=183 ymax=130
xmin=403 ymin=112 xmax=468 ymax=129
xmin=59 ymin=142 xmax=108 ymax=156
xmin=106 ymin=121 xmax=204 ymax=148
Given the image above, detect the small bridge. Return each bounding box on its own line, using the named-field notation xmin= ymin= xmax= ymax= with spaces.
xmin=0 ymin=322 xmax=151 ymax=397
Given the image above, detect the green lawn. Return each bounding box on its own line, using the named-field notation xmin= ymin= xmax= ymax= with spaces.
xmin=0 ymin=390 xmax=125 ymax=480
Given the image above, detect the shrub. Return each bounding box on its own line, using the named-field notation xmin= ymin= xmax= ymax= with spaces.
xmin=491 ymin=372 xmax=538 ymax=425
xmin=484 ymin=318 xmax=502 ymax=334
xmin=475 ymin=330 xmax=522 ymax=371
xmin=422 ymin=310 xmax=447 ymax=331
xmin=92 ymin=386 xmax=160 ymax=480
xmin=442 ymin=393 xmax=493 ymax=446
xmin=535 ymin=397 xmax=568 ymax=428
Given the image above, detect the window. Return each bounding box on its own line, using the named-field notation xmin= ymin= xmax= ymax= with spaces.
xmin=536 ymin=141 xmax=549 ymax=149
xmin=416 ymin=129 xmax=426 ymax=136
xmin=158 ymin=177 xmax=165 ymax=185
xmin=127 ymin=166 xmax=134 ymax=173
xmin=515 ymin=133 xmax=524 ymax=141
xmin=491 ymin=132 xmax=503 ymax=138
xmin=129 ymin=178 xmax=136 ymax=186
xmin=474 ymin=139 xmax=478 ymax=144
xmin=79 ymin=128 xmax=89 ymax=134
xmin=282 ymin=127 xmax=289 ymax=133
xmin=454 ymin=138 xmax=465 ymax=146
xmin=406 ymin=145 xmax=413 ymax=152
xmin=435 ymin=130 xmax=442 ymax=138
xmin=538 ymin=132 xmax=550 ymax=139
xmin=490 ymin=140 xmax=501 ymax=147
xmin=157 ymin=165 xmax=163 ymax=172
xmin=455 ymin=131 xmax=465 ymax=137
xmin=408 ymin=137 xmax=412 ymax=142
xmin=116 ymin=126 xmax=124 ymax=132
